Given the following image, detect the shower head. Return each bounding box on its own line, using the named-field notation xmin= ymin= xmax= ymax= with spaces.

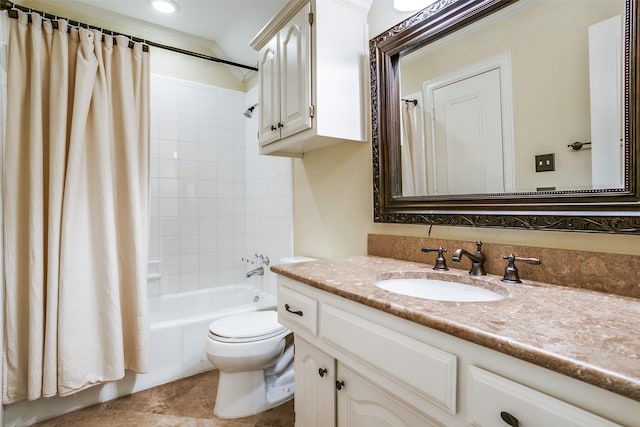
xmin=244 ymin=103 xmax=258 ymax=118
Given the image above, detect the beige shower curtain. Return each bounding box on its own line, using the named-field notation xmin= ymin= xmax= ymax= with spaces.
xmin=3 ymin=11 xmax=150 ymax=403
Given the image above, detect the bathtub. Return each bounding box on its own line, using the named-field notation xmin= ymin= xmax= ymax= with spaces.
xmin=135 ymin=284 xmax=276 ymax=391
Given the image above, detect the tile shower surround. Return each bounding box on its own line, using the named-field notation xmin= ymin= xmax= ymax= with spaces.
xmin=148 ymin=76 xmax=292 ymax=296
xmin=368 ymin=233 xmax=640 ymax=299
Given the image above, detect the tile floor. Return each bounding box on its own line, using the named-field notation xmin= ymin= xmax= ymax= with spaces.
xmin=34 ymin=370 xmax=294 ymax=427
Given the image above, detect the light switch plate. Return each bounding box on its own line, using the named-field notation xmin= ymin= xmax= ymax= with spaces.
xmin=535 ymin=153 xmax=555 ymax=172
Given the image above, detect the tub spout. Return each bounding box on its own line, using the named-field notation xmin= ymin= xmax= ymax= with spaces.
xmin=246 ymin=266 xmax=264 ymax=278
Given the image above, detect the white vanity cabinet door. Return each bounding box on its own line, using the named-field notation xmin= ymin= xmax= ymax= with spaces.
xmin=336 ymin=362 xmax=445 ymax=427
xmin=294 ymin=337 xmax=336 ymax=427
xmin=467 ymin=366 xmax=622 ymax=427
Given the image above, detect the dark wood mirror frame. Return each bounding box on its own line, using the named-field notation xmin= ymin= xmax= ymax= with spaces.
xmin=370 ymin=0 xmax=640 ymax=233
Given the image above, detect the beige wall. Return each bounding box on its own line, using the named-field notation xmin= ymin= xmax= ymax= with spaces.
xmin=294 ymin=0 xmax=640 ymax=260
xmin=150 ymin=49 xmax=246 ymax=90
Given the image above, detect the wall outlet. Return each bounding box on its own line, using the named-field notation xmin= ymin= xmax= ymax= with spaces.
xmin=535 ymin=153 xmax=555 ymax=172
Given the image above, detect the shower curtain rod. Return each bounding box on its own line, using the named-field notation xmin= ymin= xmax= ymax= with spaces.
xmin=0 ymin=0 xmax=258 ymax=72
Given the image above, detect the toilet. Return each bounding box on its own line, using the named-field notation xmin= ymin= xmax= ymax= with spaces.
xmin=205 ymin=310 xmax=294 ymax=419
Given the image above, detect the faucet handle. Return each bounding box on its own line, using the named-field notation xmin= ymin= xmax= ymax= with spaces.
xmin=421 ymin=247 xmax=449 ymax=271
xmin=501 ymin=254 xmax=542 ymax=283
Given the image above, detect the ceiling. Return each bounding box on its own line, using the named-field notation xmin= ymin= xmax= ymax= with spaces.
xmin=74 ymin=0 xmax=288 ymax=71
xmin=34 ymin=0 xmax=408 ymax=80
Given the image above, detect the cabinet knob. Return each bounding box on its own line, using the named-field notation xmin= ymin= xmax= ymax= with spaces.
xmin=277 ymin=122 xmax=284 ymax=128
xmin=335 ymin=380 xmax=345 ymax=391
xmin=284 ymin=303 xmax=304 ymax=316
xmin=318 ymin=368 xmax=328 ymax=377
xmin=500 ymin=411 xmax=520 ymax=427
xmin=270 ymin=125 xmax=277 ymax=131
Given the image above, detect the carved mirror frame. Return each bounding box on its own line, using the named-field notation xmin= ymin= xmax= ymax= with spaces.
xmin=370 ymin=0 xmax=640 ymax=233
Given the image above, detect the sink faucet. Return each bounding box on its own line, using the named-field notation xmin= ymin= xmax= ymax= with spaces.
xmin=246 ymin=266 xmax=264 ymax=278
xmin=451 ymin=241 xmax=486 ymax=275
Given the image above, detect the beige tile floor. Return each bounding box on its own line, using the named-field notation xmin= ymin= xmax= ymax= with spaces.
xmin=33 ymin=370 xmax=294 ymax=427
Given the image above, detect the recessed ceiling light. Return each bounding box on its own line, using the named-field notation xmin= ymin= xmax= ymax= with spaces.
xmin=150 ymin=0 xmax=179 ymax=14
xmin=393 ymin=0 xmax=436 ymax=12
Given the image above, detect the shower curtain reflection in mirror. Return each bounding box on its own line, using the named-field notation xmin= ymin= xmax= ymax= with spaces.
xmin=400 ymin=96 xmax=427 ymax=196
xmin=3 ymin=11 xmax=150 ymax=403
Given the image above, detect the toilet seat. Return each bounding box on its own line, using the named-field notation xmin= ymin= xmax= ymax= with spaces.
xmin=208 ymin=311 xmax=288 ymax=343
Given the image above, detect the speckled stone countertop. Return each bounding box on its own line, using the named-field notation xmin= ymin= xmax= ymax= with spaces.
xmin=271 ymin=256 xmax=640 ymax=403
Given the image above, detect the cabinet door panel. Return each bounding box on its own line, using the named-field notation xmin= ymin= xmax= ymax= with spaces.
xmin=336 ymin=363 xmax=444 ymax=427
xmin=279 ymin=2 xmax=312 ymax=139
xmin=258 ymin=38 xmax=280 ymax=145
xmin=294 ymin=337 xmax=335 ymax=427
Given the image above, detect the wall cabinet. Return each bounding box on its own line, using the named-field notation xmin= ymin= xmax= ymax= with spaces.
xmin=277 ymin=276 xmax=636 ymax=427
xmin=251 ymin=0 xmax=370 ymax=157
xmin=257 ymin=3 xmax=311 ymax=147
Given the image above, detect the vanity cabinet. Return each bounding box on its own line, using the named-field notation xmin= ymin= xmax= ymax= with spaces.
xmin=293 ymin=337 xmax=442 ymax=427
xmin=277 ymin=276 xmax=634 ymax=427
xmin=250 ymin=0 xmax=370 ymax=157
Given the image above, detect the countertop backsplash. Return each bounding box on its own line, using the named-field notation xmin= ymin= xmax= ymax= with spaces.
xmin=367 ymin=234 xmax=640 ymax=299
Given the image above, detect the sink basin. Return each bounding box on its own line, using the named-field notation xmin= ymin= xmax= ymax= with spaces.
xmin=375 ymin=278 xmax=505 ymax=302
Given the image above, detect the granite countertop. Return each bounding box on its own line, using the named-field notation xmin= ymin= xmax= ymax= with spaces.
xmin=271 ymin=256 xmax=640 ymax=402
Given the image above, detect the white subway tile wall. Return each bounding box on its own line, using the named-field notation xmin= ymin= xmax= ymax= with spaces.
xmin=244 ymin=86 xmax=294 ymax=297
xmin=148 ymin=76 xmax=293 ymax=296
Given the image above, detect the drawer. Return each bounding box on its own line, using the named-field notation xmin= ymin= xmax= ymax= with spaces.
xmin=278 ymin=285 xmax=318 ymax=336
xmin=467 ymin=366 xmax=621 ymax=427
xmin=321 ymin=303 xmax=457 ymax=413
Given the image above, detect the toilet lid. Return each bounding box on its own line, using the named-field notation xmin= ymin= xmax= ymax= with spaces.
xmin=208 ymin=311 xmax=287 ymax=341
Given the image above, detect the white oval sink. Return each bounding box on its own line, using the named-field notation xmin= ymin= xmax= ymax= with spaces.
xmin=375 ymin=278 xmax=504 ymax=302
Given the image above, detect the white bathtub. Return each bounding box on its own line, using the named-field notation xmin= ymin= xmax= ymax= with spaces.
xmin=138 ymin=284 xmax=277 ymax=391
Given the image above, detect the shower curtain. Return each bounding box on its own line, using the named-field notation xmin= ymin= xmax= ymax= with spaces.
xmin=401 ymin=100 xmax=427 ymax=196
xmin=3 ymin=11 xmax=150 ymax=403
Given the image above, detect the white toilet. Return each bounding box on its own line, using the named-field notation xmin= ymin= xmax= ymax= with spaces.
xmin=205 ymin=310 xmax=294 ymax=419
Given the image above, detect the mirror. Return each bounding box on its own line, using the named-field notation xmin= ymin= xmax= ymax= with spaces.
xmin=370 ymin=0 xmax=640 ymax=233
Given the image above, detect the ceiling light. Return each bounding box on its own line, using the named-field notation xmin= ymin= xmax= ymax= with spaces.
xmin=393 ymin=0 xmax=436 ymax=12
xmin=150 ymin=0 xmax=179 ymax=14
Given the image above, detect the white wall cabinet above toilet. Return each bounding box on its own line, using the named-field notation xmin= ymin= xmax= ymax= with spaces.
xmin=250 ymin=0 xmax=371 ymax=157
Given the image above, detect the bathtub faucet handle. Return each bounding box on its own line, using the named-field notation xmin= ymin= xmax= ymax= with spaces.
xmin=255 ymin=254 xmax=270 ymax=266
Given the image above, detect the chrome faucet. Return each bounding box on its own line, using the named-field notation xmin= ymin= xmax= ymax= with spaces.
xmin=451 ymin=241 xmax=486 ymax=275
xmin=246 ymin=266 xmax=264 ymax=278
